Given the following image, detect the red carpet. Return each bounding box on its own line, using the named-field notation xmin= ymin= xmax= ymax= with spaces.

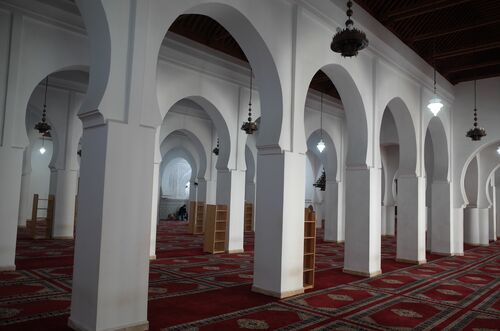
xmin=1 ymin=220 xmax=499 ymax=330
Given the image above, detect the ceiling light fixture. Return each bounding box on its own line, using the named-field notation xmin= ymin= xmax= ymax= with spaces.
xmin=241 ymin=68 xmax=258 ymax=134
xmin=466 ymin=80 xmax=486 ymax=141
xmin=34 ymin=77 xmax=52 ymax=134
xmin=427 ymin=67 xmax=443 ymax=116
xmin=317 ymin=93 xmax=326 ymax=153
xmin=331 ymin=0 xmax=368 ymax=57
xmin=497 ymin=146 xmax=500 ymax=155
xmin=39 ymin=136 xmax=46 ymax=155
xmin=212 ymin=137 xmax=219 ymax=156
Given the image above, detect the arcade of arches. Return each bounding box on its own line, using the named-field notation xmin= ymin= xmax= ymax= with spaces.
xmin=0 ymin=1 xmax=499 ymax=330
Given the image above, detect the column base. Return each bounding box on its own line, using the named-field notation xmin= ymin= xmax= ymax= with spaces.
xmin=343 ymin=268 xmax=381 ymax=278
xmin=251 ymin=285 xmax=304 ymax=299
xmin=149 ymin=255 xmax=156 ymax=260
xmin=68 ymin=318 xmax=148 ymax=331
xmin=323 ymin=239 xmax=344 ymax=244
xmin=395 ymin=258 xmax=426 ymax=265
xmin=0 ymin=265 xmax=16 ymax=271
xmin=382 ymin=235 xmax=395 ymax=238
xmin=53 ymin=236 xmax=74 ymax=240
xmin=227 ymin=249 xmax=244 ymax=254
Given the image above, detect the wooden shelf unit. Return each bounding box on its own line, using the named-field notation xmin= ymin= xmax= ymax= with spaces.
xmin=188 ymin=201 xmax=205 ymax=234
xmin=203 ymin=204 xmax=228 ymax=254
xmin=303 ymin=208 xmax=317 ymax=289
xmin=26 ymin=194 xmax=55 ymax=239
xmin=244 ymin=202 xmax=253 ymax=232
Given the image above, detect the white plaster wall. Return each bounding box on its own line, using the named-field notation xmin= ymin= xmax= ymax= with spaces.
xmin=161 ymin=158 xmax=192 ymax=199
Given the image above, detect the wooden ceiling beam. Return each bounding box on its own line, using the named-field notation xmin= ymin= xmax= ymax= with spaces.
xmin=444 ymin=59 xmax=500 ymax=74
xmin=412 ymin=18 xmax=500 ymax=42
xmin=451 ymin=70 xmax=500 ymax=84
xmin=385 ymin=0 xmax=473 ymax=22
xmin=433 ymin=41 xmax=500 ymax=60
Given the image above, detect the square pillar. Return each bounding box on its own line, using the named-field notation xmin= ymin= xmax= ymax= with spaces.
xmin=51 ymin=169 xmax=79 ymax=238
xmin=216 ymin=169 xmax=246 ymax=253
xmin=496 ymin=183 xmax=500 ymax=239
xmin=430 ymin=181 xmax=452 ymax=255
xmin=464 ymin=207 xmax=480 ymax=245
xmin=382 ymin=205 xmax=396 ymax=236
xmin=18 ymin=147 xmax=32 ymax=227
xmin=344 ymin=167 xmax=381 ymax=277
xmin=0 ymin=146 xmax=23 ymax=270
xmin=69 ymin=121 xmax=154 ymax=331
xmin=396 ymin=175 xmax=426 ymax=264
xmin=252 ymin=150 xmax=305 ymax=298
xmin=489 ymin=184 xmax=496 ymax=241
xmin=149 ymin=161 xmax=161 ymax=260
xmin=478 ymin=208 xmax=489 ymax=246
xmin=324 ymin=180 xmax=343 ymax=242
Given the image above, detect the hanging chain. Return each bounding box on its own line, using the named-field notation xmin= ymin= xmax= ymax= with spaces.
xmin=320 ymin=92 xmax=323 ymax=139
xmin=473 ymin=80 xmax=477 ymax=127
xmin=42 ymin=77 xmax=49 ymax=123
xmin=248 ymin=68 xmax=253 ymax=122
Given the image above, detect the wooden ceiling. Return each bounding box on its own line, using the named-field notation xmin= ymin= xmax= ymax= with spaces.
xmin=168 ymin=14 xmax=341 ymax=99
xmin=355 ymin=0 xmax=500 ymax=84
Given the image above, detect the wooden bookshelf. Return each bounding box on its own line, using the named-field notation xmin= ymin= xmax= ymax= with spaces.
xmin=26 ymin=194 xmax=55 ymax=239
xmin=194 ymin=202 xmax=205 ymax=234
xmin=303 ymin=207 xmax=316 ymax=289
xmin=244 ymin=202 xmax=253 ymax=232
xmin=203 ymin=204 xmax=228 ymax=254
xmin=188 ymin=201 xmax=205 ymax=234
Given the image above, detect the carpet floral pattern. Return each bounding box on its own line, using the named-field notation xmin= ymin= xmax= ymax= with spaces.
xmin=0 ymin=220 xmax=498 ymax=330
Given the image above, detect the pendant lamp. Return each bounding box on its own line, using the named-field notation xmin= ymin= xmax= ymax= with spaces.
xmin=331 ymin=0 xmax=368 ymax=57
xmin=34 ymin=77 xmax=52 ymax=134
xmin=317 ymin=93 xmax=326 ymax=153
xmin=465 ymin=80 xmax=486 ymax=141
xmin=241 ymin=69 xmax=258 ymax=134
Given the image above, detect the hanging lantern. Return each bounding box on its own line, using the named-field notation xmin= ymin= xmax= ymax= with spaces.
xmin=313 ymin=169 xmax=326 ymax=191
xmin=39 ymin=136 xmax=47 ymax=155
xmin=317 ymin=93 xmax=326 ymax=153
xmin=212 ymin=138 xmax=220 ymax=156
xmin=331 ymin=1 xmax=368 ymax=57
xmin=241 ymin=68 xmax=258 ymax=134
xmin=34 ymin=77 xmax=52 ymax=134
xmin=466 ymin=80 xmax=486 ymax=141
xmin=427 ymin=67 xmax=443 ymax=116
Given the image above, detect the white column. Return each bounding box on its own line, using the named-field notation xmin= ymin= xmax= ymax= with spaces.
xmin=196 ymin=178 xmax=207 ymax=202
xmin=430 ymin=181 xmax=453 ymax=255
xmin=478 ymin=208 xmax=490 ymax=246
xmin=205 ymin=179 xmax=217 ymax=204
xmin=252 ymin=150 xmax=305 ymax=298
xmin=488 ymin=181 xmax=496 ymax=241
xmin=18 ymin=146 xmax=32 ymax=226
xmin=149 ymin=163 xmax=160 ymax=259
xmin=396 ymin=175 xmax=426 ymax=264
xmin=381 ymin=146 xmax=398 ymax=236
xmin=464 ymin=207 xmax=480 ymax=245
xmin=69 ymin=120 xmax=154 ymax=331
xmin=344 ymin=167 xmax=381 ymax=277
xmin=496 ymin=176 xmax=500 ymax=239
xmin=0 ymin=146 xmax=23 ymax=270
xmin=324 ymin=179 xmax=343 ymax=242
xmin=51 ymin=168 xmax=79 ymax=238
xmin=50 ymin=91 xmax=83 ymax=239
xmin=149 ymin=128 xmax=162 ymax=260
xmin=216 ymin=169 xmax=246 ymax=253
